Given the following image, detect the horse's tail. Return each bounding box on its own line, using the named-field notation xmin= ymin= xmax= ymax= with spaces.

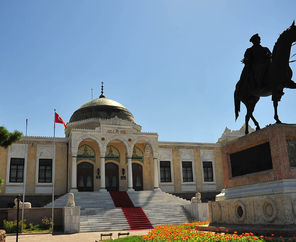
xmin=234 ymin=87 xmax=241 ymax=120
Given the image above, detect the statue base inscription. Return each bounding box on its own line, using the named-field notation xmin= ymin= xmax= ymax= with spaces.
xmin=210 ymin=124 xmax=296 ymax=225
xmin=230 ymin=142 xmax=273 ymax=177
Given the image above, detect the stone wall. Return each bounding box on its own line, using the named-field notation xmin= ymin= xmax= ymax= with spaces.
xmin=159 ymin=143 xmax=224 ymax=194
xmin=0 ymin=147 xmax=8 ymax=193
xmin=0 ymin=210 xmax=8 ymax=228
xmin=172 ymin=192 xmax=219 ymax=202
xmin=184 ymin=202 xmax=209 ymax=222
xmin=0 ymin=138 xmax=68 ymax=196
xmin=209 ymin=193 xmax=296 ymax=225
xmin=0 ymin=195 xmax=63 ymax=208
xmin=221 ymin=124 xmax=296 ymax=189
xmin=0 ymin=132 xmax=225 ymax=196
xmin=211 ymin=124 xmax=296 ymax=226
xmin=0 ymin=208 xmax=63 ymax=231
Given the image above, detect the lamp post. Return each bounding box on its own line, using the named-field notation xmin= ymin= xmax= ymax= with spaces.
xmin=16 ymin=194 xmax=21 ymax=242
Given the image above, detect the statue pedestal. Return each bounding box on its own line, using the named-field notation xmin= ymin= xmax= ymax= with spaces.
xmin=210 ymin=124 xmax=296 ymax=225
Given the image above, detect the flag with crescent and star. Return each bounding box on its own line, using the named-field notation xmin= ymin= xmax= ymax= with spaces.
xmin=54 ymin=112 xmax=67 ymax=128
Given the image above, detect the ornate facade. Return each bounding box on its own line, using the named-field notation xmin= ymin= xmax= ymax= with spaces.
xmin=0 ymin=90 xmax=225 ymax=202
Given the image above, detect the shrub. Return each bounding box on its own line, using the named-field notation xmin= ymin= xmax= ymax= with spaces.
xmin=27 ymin=223 xmax=40 ymax=231
xmin=0 ymin=177 xmax=3 ymax=192
xmin=41 ymin=217 xmax=52 ymax=229
xmin=3 ymin=219 xmax=26 ymax=233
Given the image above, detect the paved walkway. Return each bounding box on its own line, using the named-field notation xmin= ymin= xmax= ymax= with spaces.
xmin=6 ymin=229 xmax=151 ymax=242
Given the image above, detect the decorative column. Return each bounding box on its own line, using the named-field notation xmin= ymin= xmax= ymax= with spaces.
xmin=100 ymin=156 xmax=107 ymax=192
xmin=70 ymin=156 xmax=78 ymax=192
xmin=153 ymin=157 xmax=161 ymax=191
xmin=127 ymin=157 xmax=134 ymax=191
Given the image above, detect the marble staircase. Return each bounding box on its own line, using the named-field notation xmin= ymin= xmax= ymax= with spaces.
xmin=110 ymin=191 xmax=153 ymax=230
xmin=128 ymin=190 xmax=192 ymax=227
xmin=44 ymin=190 xmax=192 ymax=232
xmin=44 ymin=192 xmax=130 ymax=232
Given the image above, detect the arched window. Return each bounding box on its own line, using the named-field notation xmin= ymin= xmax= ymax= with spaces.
xmin=77 ymin=145 xmax=96 ymax=162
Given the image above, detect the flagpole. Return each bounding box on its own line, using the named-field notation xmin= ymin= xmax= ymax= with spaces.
xmin=51 ymin=109 xmax=56 ymax=233
xmin=21 ymin=118 xmax=28 ymax=231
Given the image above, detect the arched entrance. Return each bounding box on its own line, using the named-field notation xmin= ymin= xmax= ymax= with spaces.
xmin=77 ymin=162 xmax=94 ymax=192
xmin=105 ymin=163 xmax=119 ymax=191
xmin=132 ymin=163 xmax=143 ymax=191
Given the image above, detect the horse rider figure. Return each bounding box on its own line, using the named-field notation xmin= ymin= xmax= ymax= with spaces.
xmin=241 ymin=33 xmax=272 ymax=90
xmin=235 ymin=22 xmax=296 ymax=134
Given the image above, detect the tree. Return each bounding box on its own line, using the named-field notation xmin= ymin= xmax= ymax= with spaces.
xmin=0 ymin=126 xmax=22 ymax=191
xmin=0 ymin=126 xmax=22 ymax=148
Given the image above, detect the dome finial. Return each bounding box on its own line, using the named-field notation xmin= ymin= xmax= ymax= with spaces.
xmin=99 ymin=81 xmax=105 ymax=98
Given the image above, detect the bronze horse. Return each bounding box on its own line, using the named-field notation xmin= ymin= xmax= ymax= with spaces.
xmin=234 ymin=21 xmax=296 ymax=134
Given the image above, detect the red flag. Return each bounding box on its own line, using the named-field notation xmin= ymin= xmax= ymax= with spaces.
xmin=55 ymin=112 xmax=67 ymax=128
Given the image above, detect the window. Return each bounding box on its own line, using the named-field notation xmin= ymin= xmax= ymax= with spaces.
xmin=38 ymin=159 xmax=52 ymax=183
xmin=203 ymin=161 xmax=214 ymax=182
xmin=160 ymin=161 xmax=172 ymax=183
xmin=9 ymin=158 xmax=24 ymax=183
xmin=182 ymin=161 xmax=193 ymax=182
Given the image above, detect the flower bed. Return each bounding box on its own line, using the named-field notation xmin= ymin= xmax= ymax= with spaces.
xmin=3 ymin=217 xmax=52 ymax=234
xmin=138 ymin=221 xmax=296 ymax=241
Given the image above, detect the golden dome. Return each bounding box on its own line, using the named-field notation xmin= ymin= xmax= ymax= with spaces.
xmin=69 ymin=96 xmax=135 ymax=123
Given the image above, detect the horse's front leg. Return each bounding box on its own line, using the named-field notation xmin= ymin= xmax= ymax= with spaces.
xmin=245 ymin=114 xmax=249 ymax=134
xmin=251 ymin=114 xmax=260 ymax=130
xmin=273 ymin=100 xmax=282 ymax=123
xmin=245 ymin=110 xmax=251 ymax=134
xmin=245 ymin=96 xmax=259 ymax=133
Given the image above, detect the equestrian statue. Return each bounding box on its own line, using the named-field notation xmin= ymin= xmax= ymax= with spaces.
xmin=234 ymin=21 xmax=296 ymax=134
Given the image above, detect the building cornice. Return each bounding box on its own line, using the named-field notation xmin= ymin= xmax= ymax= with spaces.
xmin=158 ymin=141 xmax=221 ymax=147
xmin=20 ymin=136 xmax=68 ymax=142
xmin=69 ymin=128 xmax=158 ymax=137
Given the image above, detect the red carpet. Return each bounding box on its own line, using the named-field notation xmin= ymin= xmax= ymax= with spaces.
xmin=122 ymin=207 xmax=153 ymax=230
xmin=110 ymin=191 xmax=134 ymax=207
xmin=110 ymin=191 xmax=153 ymax=230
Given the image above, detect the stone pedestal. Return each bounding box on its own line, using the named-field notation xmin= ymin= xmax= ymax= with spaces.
xmin=188 ymin=195 xmax=209 ymax=222
xmin=210 ymin=124 xmax=296 ymax=225
xmin=63 ymin=207 xmax=80 ymax=233
xmin=0 ymin=230 xmax=5 ymax=242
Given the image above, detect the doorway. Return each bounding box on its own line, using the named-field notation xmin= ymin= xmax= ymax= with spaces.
xmin=132 ymin=163 xmax=143 ymax=191
xmin=77 ymin=162 xmax=94 ymax=192
xmin=105 ymin=163 xmax=119 ymax=191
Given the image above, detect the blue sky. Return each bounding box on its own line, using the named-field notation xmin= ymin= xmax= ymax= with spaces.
xmin=0 ymin=1 xmax=296 ymax=142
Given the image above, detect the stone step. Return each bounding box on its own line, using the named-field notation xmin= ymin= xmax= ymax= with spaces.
xmin=79 ymin=208 xmax=130 ymax=232
xmin=45 ymin=191 xmax=192 ymax=232
xmin=127 ymin=191 xmax=192 ymax=227
xmin=44 ymin=192 xmax=115 ymax=209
